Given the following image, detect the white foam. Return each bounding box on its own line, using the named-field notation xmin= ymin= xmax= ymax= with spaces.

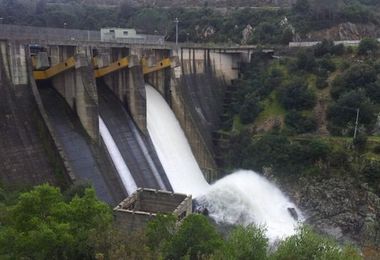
xmin=196 ymin=170 xmax=302 ymax=241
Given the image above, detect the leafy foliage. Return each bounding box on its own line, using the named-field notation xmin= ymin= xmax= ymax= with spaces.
xmin=285 ymin=110 xmax=317 ymax=134
xmin=239 ymin=94 xmax=262 ymax=124
xmin=358 ymin=38 xmax=379 ymax=55
xmin=222 ymin=225 xmax=268 ymax=260
xmin=0 ymin=184 xmax=112 ymax=259
xmin=279 ymin=79 xmax=316 ymax=111
xmin=272 ymin=226 xmax=361 ymax=260
xmin=165 ymin=214 xmax=223 ymax=259
xmin=146 ymin=214 xmax=176 ymax=253
xmin=327 ymin=90 xmax=375 ymax=135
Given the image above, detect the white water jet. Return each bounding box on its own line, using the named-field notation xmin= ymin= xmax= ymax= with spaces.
xmin=99 ymin=116 xmax=137 ymax=194
xmin=145 ymin=84 xmax=302 ymax=241
xmin=146 ymin=85 xmax=209 ymax=197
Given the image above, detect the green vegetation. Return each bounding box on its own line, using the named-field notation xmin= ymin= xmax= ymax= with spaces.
xmin=220 ymin=38 xmax=380 ymax=195
xmin=291 ymin=0 xmax=380 ymax=37
xmin=0 ymin=184 xmax=362 ymax=259
xmin=0 ymin=184 xmax=112 ymax=259
xmin=273 ymin=226 xmax=362 ymax=260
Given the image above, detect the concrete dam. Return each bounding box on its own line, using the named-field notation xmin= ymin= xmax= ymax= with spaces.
xmin=0 ymin=25 xmax=254 ymax=206
xmin=0 ymin=26 xmax=303 ymax=240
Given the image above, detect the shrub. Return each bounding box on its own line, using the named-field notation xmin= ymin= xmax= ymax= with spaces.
xmin=307 ymin=140 xmax=331 ymax=162
xmin=272 ymin=226 xmax=361 ymax=260
xmin=327 ymin=89 xmax=375 ymax=132
xmin=331 ymin=43 xmax=345 ymax=56
xmin=279 ymin=79 xmax=316 ymax=110
xmin=318 ymin=55 xmax=336 ymax=73
xmin=341 ymin=4 xmax=372 ymax=24
xmin=358 ymin=37 xmax=379 ymax=55
xmin=316 ymin=75 xmax=328 ymax=89
xmin=222 ymin=225 xmax=268 ymax=260
xmin=331 ymin=64 xmax=377 ymax=100
xmin=146 ymin=214 xmax=176 ymax=252
xmin=239 ymin=94 xmax=262 ymax=124
xmin=165 ymin=214 xmax=223 ymax=259
xmin=328 ymin=148 xmax=349 ymax=167
xmin=285 ymin=111 xmax=317 ymax=134
xmin=353 ymin=133 xmax=368 ymax=152
xmin=296 ymin=49 xmax=316 ymax=72
xmin=372 ymin=145 xmax=380 ymax=154
xmin=314 ymin=39 xmax=334 ymax=57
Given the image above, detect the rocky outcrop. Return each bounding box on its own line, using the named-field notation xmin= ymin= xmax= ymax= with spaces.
xmin=195 ymin=25 xmax=216 ymax=40
xmin=241 ymin=24 xmax=254 ymax=45
xmin=304 ymin=22 xmax=380 ymax=41
xmin=285 ymin=175 xmax=380 ymax=247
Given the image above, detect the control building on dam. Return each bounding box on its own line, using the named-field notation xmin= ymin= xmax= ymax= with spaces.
xmin=0 ymin=24 xmax=255 ymax=209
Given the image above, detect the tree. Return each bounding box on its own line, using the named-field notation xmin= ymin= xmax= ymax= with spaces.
xmin=166 ymin=214 xmax=223 ymax=259
xmin=293 ymin=0 xmax=310 ymax=14
xmin=296 ymin=50 xmax=316 ymax=72
xmin=272 ymin=226 xmax=361 ymax=260
xmin=0 ymin=184 xmax=112 ymax=259
xmin=331 ymin=64 xmax=377 ymax=100
xmin=358 ymin=38 xmax=379 ymax=55
xmin=327 ymin=90 xmax=375 ymax=135
xmin=223 ymin=225 xmax=268 ymax=260
xmin=146 ymin=214 xmax=176 ymax=253
xmin=314 ymin=39 xmax=334 ymax=57
xmin=244 ymin=134 xmax=293 ymax=173
xmin=285 ymin=111 xmax=317 ymax=134
xmin=307 ymin=140 xmax=331 ymax=162
xmin=279 ymin=79 xmax=316 ymax=111
xmin=239 ymin=93 xmax=262 ymax=125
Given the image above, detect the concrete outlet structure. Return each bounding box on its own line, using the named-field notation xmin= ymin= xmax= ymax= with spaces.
xmin=114 ymin=188 xmax=192 ymax=232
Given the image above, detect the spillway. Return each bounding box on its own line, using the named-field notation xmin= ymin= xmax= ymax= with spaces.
xmin=145 ymin=84 xmax=302 ymax=241
xmin=97 ymin=82 xmax=171 ymax=191
xmin=39 ymin=87 xmax=122 ymax=204
xmin=99 ymin=117 xmax=137 ymax=195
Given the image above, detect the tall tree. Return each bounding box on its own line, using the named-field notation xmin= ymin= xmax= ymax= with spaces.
xmin=0 ymin=184 xmax=112 ymax=259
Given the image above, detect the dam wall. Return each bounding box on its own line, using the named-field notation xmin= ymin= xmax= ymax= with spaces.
xmin=167 ymin=48 xmax=244 ymax=181
xmin=48 ymin=46 xmax=99 ymax=141
xmin=1 ymin=36 xmax=253 ymax=191
xmin=0 ymin=40 xmax=62 ymax=187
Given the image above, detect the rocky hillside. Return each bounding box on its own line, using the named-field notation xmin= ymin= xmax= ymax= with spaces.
xmin=304 ymin=22 xmax=380 ymax=41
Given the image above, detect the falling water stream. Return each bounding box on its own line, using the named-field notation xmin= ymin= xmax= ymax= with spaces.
xmin=99 ymin=116 xmax=138 ymax=195
xmin=146 ymin=84 xmax=302 ymax=241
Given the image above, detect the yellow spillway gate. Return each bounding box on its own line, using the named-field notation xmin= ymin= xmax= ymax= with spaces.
xmin=33 ymin=57 xmax=76 ymax=80
xmin=94 ymin=57 xmax=129 ymax=78
xmin=143 ymin=58 xmax=171 ymax=75
xmin=33 ymin=56 xmax=172 ymax=80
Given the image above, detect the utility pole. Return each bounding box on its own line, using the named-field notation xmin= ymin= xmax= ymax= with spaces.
xmin=353 ymin=108 xmax=360 ymax=139
xmin=175 ymin=17 xmax=179 ymax=46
